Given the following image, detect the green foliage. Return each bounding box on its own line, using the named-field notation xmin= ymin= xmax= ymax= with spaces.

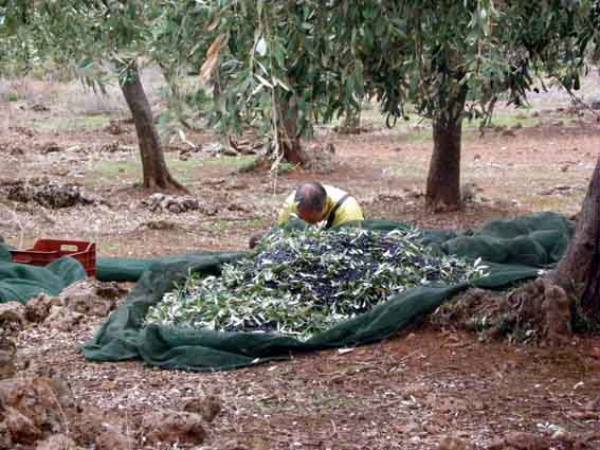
xmin=1 ymin=1 xmax=152 ymax=89
xmin=150 ymin=0 xmax=600 ymax=157
xmin=146 ymin=227 xmax=487 ymax=340
xmin=342 ymin=0 xmax=598 ymax=126
xmin=2 ymin=1 xmax=598 ymax=153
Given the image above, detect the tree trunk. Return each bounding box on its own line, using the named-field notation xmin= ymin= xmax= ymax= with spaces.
xmin=342 ymin=106 xmax=361 ymax=130
xmin=425 ymin=87 xmax=467 ymax=212
xmin=425 ymin=118 xmax=463 ymax=212
xmin=276 ymin=95 xmax=308 ymax=165
xmin=548 ymin=153 xmax=600 ymax=318
xmin=119 ymin=64 xmax=186 ymax=192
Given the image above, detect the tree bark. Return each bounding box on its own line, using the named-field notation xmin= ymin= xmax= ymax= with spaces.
xmin=119 ymin=64 xmax=186 ymax=192
xmin=276 ymin=95 xmax=308 ymax=165
xmin=548 ymin=153 xmax=600 ymax=318
xmin=425 ymin=87 xmax=467 ymax=212
xmin=425 ymin=117 xmax=463 ymax=212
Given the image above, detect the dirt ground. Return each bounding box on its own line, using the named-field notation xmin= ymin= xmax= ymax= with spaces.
xmin=2 ymin=72 xmax=600 ymax=449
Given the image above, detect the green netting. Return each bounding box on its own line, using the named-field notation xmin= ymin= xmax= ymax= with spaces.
xmin=95 ymin=252 xmax=250 ymax=283
xmin=83 ymin=212 xmax=573 ymax=371
xmin=97 ymin=257 xmax=157 ymax=282
xmin=0 ymin=242 xmax=87 ymax=304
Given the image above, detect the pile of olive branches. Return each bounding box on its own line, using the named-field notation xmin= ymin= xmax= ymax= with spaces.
xmin=146 ymin=228 xmax=487 ymax=340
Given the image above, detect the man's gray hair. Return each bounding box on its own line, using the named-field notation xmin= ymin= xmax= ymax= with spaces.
xmin=294 ymin=182 xmax=327 ymax=212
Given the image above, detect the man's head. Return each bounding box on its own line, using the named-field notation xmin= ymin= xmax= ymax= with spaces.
xmin=294 ymin=182 xmax=327 ymax=224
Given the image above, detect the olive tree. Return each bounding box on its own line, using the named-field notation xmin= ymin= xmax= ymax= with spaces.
xmin=165 ymin=0 xmax=361 ymax=166
xmin=0 ymin=0 xmax=185 ymax=191
xmin=338 ymin=0 xmax=594 ymax=211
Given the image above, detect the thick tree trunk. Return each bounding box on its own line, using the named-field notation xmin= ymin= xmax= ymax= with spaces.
xmin=548 ymin=153 xmax=600 ymax=318
xmin=425 ymin=87 xmax=467 ymax=212
xmin=425 ymin=118 xmax=463 ymax=212
xmin=119 ymin=65 xmax=186 ymax=192
xmin=276 ymin=95 xmax=308 ymax=165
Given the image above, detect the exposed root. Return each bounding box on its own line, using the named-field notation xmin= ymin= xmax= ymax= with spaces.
xmin=432 ymin=278 xmax=575 ymax=345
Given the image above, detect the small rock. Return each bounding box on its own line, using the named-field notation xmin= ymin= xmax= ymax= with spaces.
xmin=141 ymin=410 xmax=207 ymax=446
xmin=183 ymin=396 xmax=222 ymax=422
xmin=144 ymin=220 xmax=178 ymax=231
xmin=167 ymin=202 xmax=184 ymax=214
xmin=99 ymin=142 xmax=121 ymax=153
xmin=200 ymin=204 xmax=219 ymax=216
xmin=143 ymin=193 xmax=204 ymax=214
xmin=179 ymin=149 xmax=192 ymax=161
xmin=105 ymin=120 xmax=125 ymax=135
xmin=181 ymin=198 xmax=200 ymax=210
xmin=95 ymin=283 xmax=128 ymax=300
xmin=560 ymin=164 xmax=569 ymax=172
xmin=205 ymin=178 xmax=226 ymax=186
xmin=473 ymin=154 xmax=482 ymax=161
xmin=538 ymin=185 xmax=572 ymax=196
xmin=226 ymin=202 xmax=250 ymax=213
xmin=25 ymin=295 xmax=61 ymax=323
xmin=61 ymin=282 xmax=95 ymax=312
xmin=10 ymin=146 xmax=25 ymax=156
xmin=40 ymin=143 xmax=62 ymax=155
xmin=31 ymin=104 xmax=50 ymax=112
xmin=0 ymin=302 xmax=26 ymax=336
xmin=461 ymin=182 xmax=482 ymax=203
xmin=205 ymin=143 xmax=226 ymax=155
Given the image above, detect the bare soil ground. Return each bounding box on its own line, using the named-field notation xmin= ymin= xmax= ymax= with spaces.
xmin=2 ymin=72 xmax=600 ymax=449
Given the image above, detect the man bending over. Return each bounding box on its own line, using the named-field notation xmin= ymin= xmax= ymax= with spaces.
xmin=277 ymin=182 xmax=363 ymax=228
xmin=250 ymin=182 xmax=364 ymax=248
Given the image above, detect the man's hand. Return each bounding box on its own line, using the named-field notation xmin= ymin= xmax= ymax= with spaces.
xmin=249 ymin=233 xmax=264 ymax=249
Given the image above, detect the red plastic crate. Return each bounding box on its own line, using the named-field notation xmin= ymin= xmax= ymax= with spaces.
xmin=10 ymin=239 xmax=96 ymax=277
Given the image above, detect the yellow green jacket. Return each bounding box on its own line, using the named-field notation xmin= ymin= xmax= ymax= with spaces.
xmin=277 ymin=184 xmax=364 ymax=228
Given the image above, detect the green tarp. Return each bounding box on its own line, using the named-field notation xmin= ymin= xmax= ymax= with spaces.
xmin=0 ymin=242 xmax=87 ymax=304
xmin=83 ymin=212 xmax=574 ymax=372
